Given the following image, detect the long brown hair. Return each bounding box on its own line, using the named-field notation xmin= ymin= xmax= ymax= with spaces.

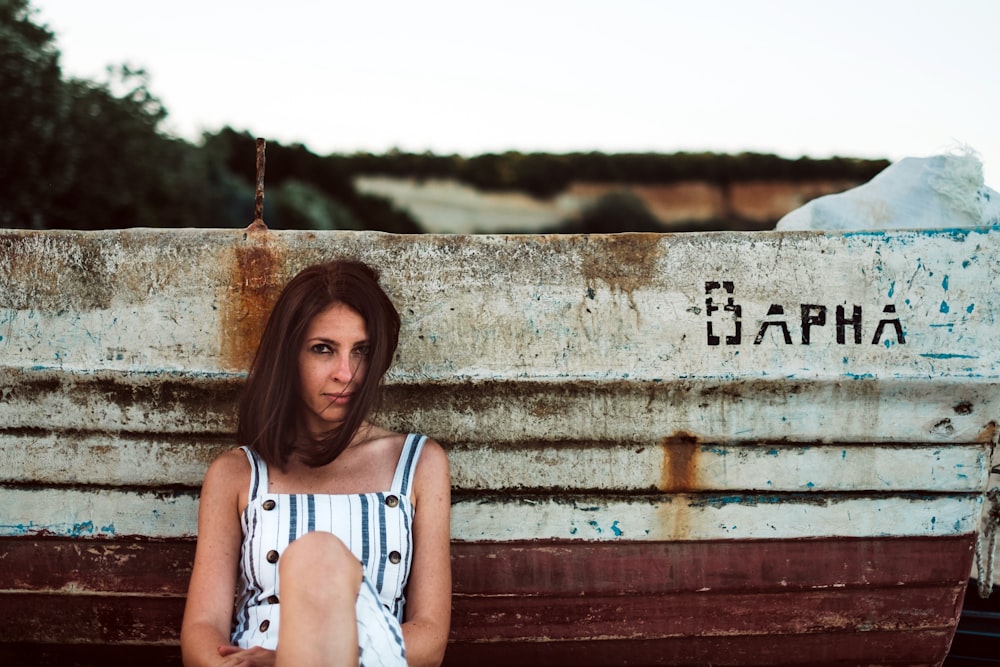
xmin=236 ymin=260 xmax=400 ymax=469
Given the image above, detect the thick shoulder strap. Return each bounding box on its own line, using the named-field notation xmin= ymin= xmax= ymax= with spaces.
xmin=390 ymin=433 xmax=427 ymax=496
xmin=239 ymin=446 xmax=268 ymax=504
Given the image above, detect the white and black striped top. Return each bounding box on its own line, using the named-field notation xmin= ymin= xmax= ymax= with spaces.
xmin=231 ymin=433 xmax=427 ymax=648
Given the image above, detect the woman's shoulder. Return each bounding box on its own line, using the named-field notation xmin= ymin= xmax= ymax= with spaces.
xmin=414 ymin=434 xmax=447 ymax=463
xmin=411 ymin=435 xmax=449 ymax=493
xmin=203 ymin=447 xmax=252 ymax=488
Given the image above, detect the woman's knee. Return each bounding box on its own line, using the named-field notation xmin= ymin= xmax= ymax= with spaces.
xmin=280 ymin=531 xmax=362 ymax=588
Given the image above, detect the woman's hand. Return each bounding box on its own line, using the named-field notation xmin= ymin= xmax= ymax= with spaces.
xmin=216 ymin=645 xmax=277 ymax=667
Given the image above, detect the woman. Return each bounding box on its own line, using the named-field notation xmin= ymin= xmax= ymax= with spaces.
xmin=181 ymin=260 xmax=451 ymax=667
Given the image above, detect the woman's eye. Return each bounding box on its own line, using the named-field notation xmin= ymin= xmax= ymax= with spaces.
xmin=353 ymin=345 xmax=371 ymax=357
xmin=311 ymin=343 xmax=332 ymax=354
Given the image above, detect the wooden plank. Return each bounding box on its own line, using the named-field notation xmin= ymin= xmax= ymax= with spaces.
xmin=0 ymin=537 xmax=194 ymax=595
xmin=0 ymin=644 xmax=183 ymax=667
xmin=0 ymin=432 xmax=228 ymax=487
xmin=446 ymin=440 xmax=990 ymax=493
xmin=0 ymin=592 xmax=184 ymax=644
xmin=3 ymin=370 xmax=998 ymax=445
xmin=0 ymin=587 xmax=961 ymax=657
xmin=449 ymin=586 xmax=963 ymax=642
xmin=450 ymin=493 xmax=983 ymax=542
xmin=1 ymin=487 xmax=199 ymax=539
xmin=442 ymin=630 xmax=955 ymax=667
xmin=0 ymin=631 xmax=955 ymax=667
xmin=450 ymin=537 xmax=976 ymax=595
xmin=2 ymin=536 xmax=972 ymax=597
xmin=0 ymin=431 xmax=988 ymax=492
xmin=1 ymin=486 xmax=983 ymax=540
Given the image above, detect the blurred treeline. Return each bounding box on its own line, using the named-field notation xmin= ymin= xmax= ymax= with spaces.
xmin=2 ymin=0 xmax=889 ymax=233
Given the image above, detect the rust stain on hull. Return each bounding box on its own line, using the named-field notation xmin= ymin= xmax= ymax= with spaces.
xmin=578 ymin=233 xmax=663 ymax=316
xmin=219 ymin=230 xmax=287 ymax=371
xmin=976 ymin=420 xmax=998 ymax=445
xmin=659 ymin=431 xmax=701 ymax=493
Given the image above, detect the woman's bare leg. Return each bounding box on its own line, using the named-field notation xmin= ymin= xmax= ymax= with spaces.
xmin=276 ymin=531 xmax=361 ymax=667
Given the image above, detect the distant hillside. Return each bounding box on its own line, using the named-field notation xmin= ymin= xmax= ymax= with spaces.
xmin=355 ymin=176 xmax=864 ymax=234
xmin=213 ymin=129 xmax=889 ymax=233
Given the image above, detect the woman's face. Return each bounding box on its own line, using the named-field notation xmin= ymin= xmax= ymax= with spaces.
xmin=298 ymin=302 xmax=369 ymax=436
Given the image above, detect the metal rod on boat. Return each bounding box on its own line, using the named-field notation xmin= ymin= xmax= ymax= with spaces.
xmin=254 ymin=138 xmax=266 ymax=221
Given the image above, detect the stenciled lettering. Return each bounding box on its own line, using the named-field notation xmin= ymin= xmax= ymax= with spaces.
xmin=705 ymin=280 xmax=741 ymax=346
xmin=703 ymin=280 xmax=905 ymax=347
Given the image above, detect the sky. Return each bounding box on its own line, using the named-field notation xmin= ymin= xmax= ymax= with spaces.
xmin=31 ymin=0 xmax=1000 ymax=185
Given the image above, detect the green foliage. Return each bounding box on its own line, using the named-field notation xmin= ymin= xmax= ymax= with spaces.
xmin=48 ymin=67 xmax=219 ymax=229
xmin=0 ymin=2 xmax=250 ymax=229
xmin=547 ymin=192 xmax=665 ymax=234
xmin=271 ymin=179 xmax=361 ymax=231
xmin=0 ymin=0 xmax=67 ymax=227
xmin=204 ymin=129 xmax=421 ymax=233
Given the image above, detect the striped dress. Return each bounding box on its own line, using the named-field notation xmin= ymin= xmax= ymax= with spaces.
xmin=231 ymin=433 xmax=427 ymax=666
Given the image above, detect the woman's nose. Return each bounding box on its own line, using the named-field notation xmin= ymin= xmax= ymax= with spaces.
xmin=332 ymin=354 xmax=355 ymax=382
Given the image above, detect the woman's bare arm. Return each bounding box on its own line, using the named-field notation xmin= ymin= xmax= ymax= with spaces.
xmin=400 ymin=439 xmax=452 ymax=667
xmin=181 ymin=449 xmax=248 ymax=667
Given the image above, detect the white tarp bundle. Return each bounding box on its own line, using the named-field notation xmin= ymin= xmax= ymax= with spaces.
xmin=776 ymin=150 xmax=1000 ymax=231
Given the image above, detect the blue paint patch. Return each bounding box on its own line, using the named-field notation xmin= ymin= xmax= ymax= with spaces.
xmin=767 ymin=449 xmax=779 ymax=457
xmin=940 ymin=301 xmax=949 ymax=314
xmin=695 ymin=494 xmax=782 ymax=508
xmin=920 ymin=353 xmax=979 ymax=359
xmin=701 ymin=446 xmax=729 ymax=456
xmin=842 ymin=450 xmax=847 ymax=460
xmin=942 ymin=275 xmax=949 ymax=291
xmin=0 ymin=523 xmax=31 ymax=536
xmin=569 ymin=526 xmax=578 ymax=535
xmin=100 ymin=523 xmax=116 ymax=534
xmin=966 ymin=304 xmax=975 ymax=314
xmin=69 ymin=521 xmax=95 ymax=537
xmin=839 ymin=226 xmax=993 ymax=241
xmin=805 ymin=482 xmax=815 ymax=489
xmin=587 ymin=520 xmax=602 ymax=534
xmin=610 ymin=520 xmax=623 ymax=537
xmin=887 ymin=281 xmax=895 ymax=298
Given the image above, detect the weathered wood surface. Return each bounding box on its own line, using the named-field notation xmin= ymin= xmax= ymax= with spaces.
xmin=1 ymin=227 xmax=998 ymax=666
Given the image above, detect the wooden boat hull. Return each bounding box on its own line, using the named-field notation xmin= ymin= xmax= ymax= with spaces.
xmin=1 ymin=228 xmax=997 ymax=665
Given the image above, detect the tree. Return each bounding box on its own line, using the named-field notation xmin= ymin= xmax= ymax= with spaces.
xmin=0 ymin=0 xmax=247 ymax=229
xmin=0 ymin=0 xmax=67 ymax=227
